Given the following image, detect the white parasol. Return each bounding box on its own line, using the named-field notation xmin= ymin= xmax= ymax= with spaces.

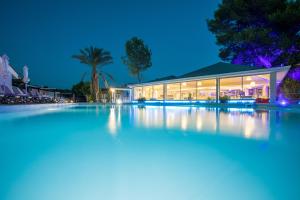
xmin=23 ymin=65 xmax=30 ymax=93
xmin=0 ymin=55 xmax=13 ymax=93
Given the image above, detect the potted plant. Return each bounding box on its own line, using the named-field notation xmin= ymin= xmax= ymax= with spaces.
xmin=207 ymin=97 xmax=214 ymax=103
xmin=188 ymin=93 xmax=192 ymax=101
xmin=219 ymin=95 xmax=230 ymax=103
xmin=137 ymin=97 xmax=146 ymax=104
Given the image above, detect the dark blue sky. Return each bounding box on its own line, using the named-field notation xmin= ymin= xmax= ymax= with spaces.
xmin=0 ymin=0 xmax=221 ymax=88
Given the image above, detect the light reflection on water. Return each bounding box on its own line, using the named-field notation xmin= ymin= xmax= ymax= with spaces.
xmin=107 ymin=106 xmax=270 ymax=140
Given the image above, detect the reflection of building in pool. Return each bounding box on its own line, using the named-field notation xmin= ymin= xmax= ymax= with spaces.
xmin=107 ymin=106 xmax=122 ymax=135
xmin=129 ymin=62 xmax=290 ymax=103
xmin=129 ymin=106 xmax=270 ymax=140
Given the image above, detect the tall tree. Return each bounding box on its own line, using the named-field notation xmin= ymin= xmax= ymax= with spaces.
xmin=122 ymin=37 xmax=152 ymax=83
xmin=73 ymin=47 xmax=113 ymax=102
xmin=207 ymin=0 xmax=300 ymax=68
xmin=72 ymin=81 xmax=91 ymax=101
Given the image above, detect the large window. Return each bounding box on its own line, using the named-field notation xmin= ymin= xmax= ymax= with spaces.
xmin=220 ymin=77 xmax=243 ymax=99
xmin=134 ymin=87 xmax=143 ymax=100
xmin=143 ymin=86 xmax=153 ymax=100
xmin=220 ymin=74 xmax=270 ymax=99
xmin=181 ymin=81 xmax=197 ymax=100
xmin=134 ymin=73 xmax=271 ymax=101
xmin=197 ymin=79 xmax=216 ymax=100
xmin=153 ymin=84 xmax=164 ymax=100
xmin=243 ymin=74 xmax=270 ymax=98
xmin=166 ymin=83 xmax=180 ymax=100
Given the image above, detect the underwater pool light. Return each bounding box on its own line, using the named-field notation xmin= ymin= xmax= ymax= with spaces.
xmin=279 ymin=100 xmax=287 ymax=106
xmin=116 ymin=99 xmax=122 ymax=104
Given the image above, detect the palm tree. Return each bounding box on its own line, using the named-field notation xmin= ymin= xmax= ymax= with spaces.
xmin=73 ymin=47 xmax=113 ymax=102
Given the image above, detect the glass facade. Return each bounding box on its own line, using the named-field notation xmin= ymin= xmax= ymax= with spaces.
xmin=166 ymin=83 xmax=181 ymax=100
xmin=153 ymin=85 xmax=164 ymax=100
xmin=133 ymin=73 xmax=272 ymax=101
xmin=243 ymin=74 xmax=270 ymax=98
xmin=134 ymin=87 xmax=143 ymax=100
xmin=220 ymin=77 xmax=243 ymax=99
xmin=220 ymin=74 xmax=270 ymax=99
xmin=181 ymin=81 xmax=197 ymax=100
xmin=143 ymin=86 xmax=153 ymax=100
xmin=197 ymin=79 xmax=216 ymax=100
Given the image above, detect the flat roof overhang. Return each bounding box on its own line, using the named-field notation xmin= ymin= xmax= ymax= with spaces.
xmin=128 ymin=65 xmax=291 ymax=88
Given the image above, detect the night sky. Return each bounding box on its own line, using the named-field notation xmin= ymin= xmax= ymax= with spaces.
xmin=0 ymin=0 xmax=221 ymax=89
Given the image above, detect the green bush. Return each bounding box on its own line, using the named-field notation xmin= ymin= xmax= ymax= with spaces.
xmin=281 ymin=78 xmax=300 ymax=99
xmin=207 ymin=97 xmax=215 ymax=103
xmin=219 ymin=95 xmax=230 ymax=103
xmin=188 ymin=93 xmax=192 ymax=101
xmin=137 ymin=97 xmax=146 ymax=103
xmin=72 ymin=81 xmax=91 ymax=97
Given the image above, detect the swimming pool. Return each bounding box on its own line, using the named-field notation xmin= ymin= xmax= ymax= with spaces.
xmin=0 ymin=105 xmax=300 ymax=200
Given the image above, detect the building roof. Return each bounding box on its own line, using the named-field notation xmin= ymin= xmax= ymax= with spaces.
xmin=148 ymin=75 xmax=177 ymax=82
xmin=128 ymin=62 xmax=289 ymax=87
xmin=178 ymin=62 xmax=265 ymax=79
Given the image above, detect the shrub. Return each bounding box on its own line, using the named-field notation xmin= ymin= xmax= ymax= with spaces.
xmin=219 ymin=95 xmax=230 ymax=103
xmin=206 ymin=97 xmax=215 ymax=103
xmin=188 ymin=93 xmax=192 ymax=101
xmin=137 ymin=97 xmax=146 ymax=103
xmin=281 ymin=78 xmax=300 ymax=99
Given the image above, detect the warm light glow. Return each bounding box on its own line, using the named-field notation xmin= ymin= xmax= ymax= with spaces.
xmin=250 ymin=81 xmax=256 ymax=87
xmin=108 ymin=108 xmax=117 ymax=135
xmin=196 ymin=116 xmax=202 ymax=131
xmin=110 ymin=88 xmax=115 ymax=92
xmin=153 ymin=85 xmax=164 ymax=100
xmin=246 ymin=77 xmax=251 ymax=81
xmin=182 ymin=82 xmax=187 ymax=86
xmin=107 ymin=106 xmax=122 ymax=136
xmin=181 ymin=115 xmax=188 ymax=130
xmin=244 ymin=117 xmax=255 ymax=138
xmin=197 ymin=81 xmax=202 ymax=86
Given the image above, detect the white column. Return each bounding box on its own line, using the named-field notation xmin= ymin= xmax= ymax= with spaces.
xmin=129 ymin=89 xmax=133 ymax=102
xmin=216 ymin=78 xmax=220 ymax=103
xmin=270 ymin=72 xmax=277 ymax=103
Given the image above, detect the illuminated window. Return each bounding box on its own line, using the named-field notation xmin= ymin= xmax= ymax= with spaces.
xmin=220 ymin=77 xmax=243 ymax=99
xmin=143 ymin=86 xmax=153 ymax=100
xmin=134 ymin=87 xmax=143 ymax=100
xmin=197 ymin=79 xmax=216 ymax=100
xmin=181 ymin=81 xmax=197 ymax=100
xmin=243 ymin=74 xmax=270 ymax=98
xmin=166 ymin=83 xmax=181 ymax=100
xmin=153 ymin=84 xmax=164 ymax=100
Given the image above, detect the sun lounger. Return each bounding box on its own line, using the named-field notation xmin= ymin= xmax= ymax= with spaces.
xmin=0 ymin=85 xmax=16 ymax=104
xmin=0 ymin=85 xmax=55 ymax=104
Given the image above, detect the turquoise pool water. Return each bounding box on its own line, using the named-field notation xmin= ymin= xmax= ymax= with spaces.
xmin=0 ymin=105 xmax=300 ymax=200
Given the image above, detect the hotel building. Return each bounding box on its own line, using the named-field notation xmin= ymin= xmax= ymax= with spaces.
xmin=128 ymin=62 xmax=290 ymax=103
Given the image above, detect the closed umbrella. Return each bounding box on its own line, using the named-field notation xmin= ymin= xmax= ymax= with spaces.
xmin=0 ymin=56 xmax=4 ymax=88
xmin=0 ymin=55 xmax=13 ymax=93
xmin=23 ymin=65 xmax=30 ymax=94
